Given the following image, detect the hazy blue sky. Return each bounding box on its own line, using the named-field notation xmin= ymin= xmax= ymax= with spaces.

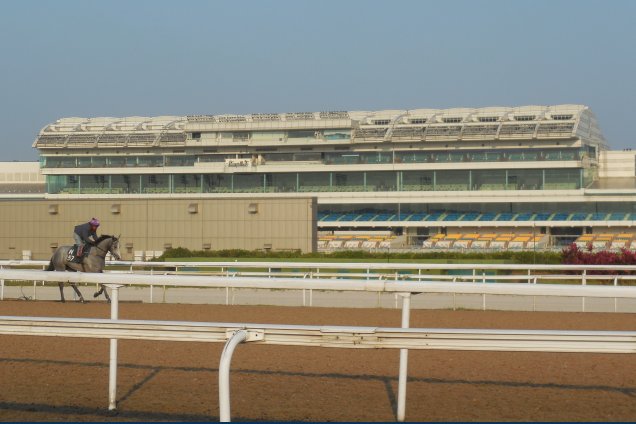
xmin=1 ymin=0 xmax=634 ymax=161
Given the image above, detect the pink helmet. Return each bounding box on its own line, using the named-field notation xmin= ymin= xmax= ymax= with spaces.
xmin=89 ymin=218 xmax=100 ymax=227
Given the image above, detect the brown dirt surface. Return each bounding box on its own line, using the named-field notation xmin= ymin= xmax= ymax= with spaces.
xmin=1 ymin=300 xmax=636 ymax=422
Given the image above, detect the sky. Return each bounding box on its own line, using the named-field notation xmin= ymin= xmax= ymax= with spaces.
xmin=0 ymin=0 xmax=634 ymax=161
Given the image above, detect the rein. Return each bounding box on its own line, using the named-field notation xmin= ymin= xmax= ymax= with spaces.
xmin=91 ymin=237 xmax=115 ymax=255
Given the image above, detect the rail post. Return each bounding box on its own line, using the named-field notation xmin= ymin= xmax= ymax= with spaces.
xmin=219 ymin=330 xmax=252 ymax=422
xmin=614 ymin=276 xmax=618 ymax=313
xmin=582 ymin=270 xmax=587 ymax=312
xmin=397 ymin=292 xmax=411 ymax=422
xmin=106 ymin=283 xmax=124 ymax=411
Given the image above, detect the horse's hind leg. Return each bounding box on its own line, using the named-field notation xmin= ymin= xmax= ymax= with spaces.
xmin=102 ymin=285 xmax=111 ymax=303
xmin=58 ymin=282 xmax=65 ymax=303
xmin=70 ymin=283 xmax=86 ymax=303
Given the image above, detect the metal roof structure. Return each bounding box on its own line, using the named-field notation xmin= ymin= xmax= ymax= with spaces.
xmin=33 ymin=105 xmax=606 ymax=149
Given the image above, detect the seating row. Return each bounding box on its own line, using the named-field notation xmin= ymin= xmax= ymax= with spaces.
xmin=319 ymin=212 xmax=634 ymax=222
xmin=422 ymin=233 xmax=546 ymax=249
xmin=318 ymin=234 xmax=397 ymax=250
xmin=574 ymin=233 xmax=636 ymax=250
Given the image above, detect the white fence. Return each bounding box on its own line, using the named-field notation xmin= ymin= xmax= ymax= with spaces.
xmin=3 ymin=269 xmax=636 ymax=420
xmin=4 ymin=260 xmax=636 ymax=285
xmin=3 ymin=264 xmax=636 ymax=312
xmin=2 ymin=314 xmax=636 ymax=421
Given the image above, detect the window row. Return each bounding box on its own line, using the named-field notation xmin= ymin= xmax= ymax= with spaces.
xmin=46 ymin=169 xmax=585 ymax=195
xmin=40 ymin=148 xmax=591 ymax=169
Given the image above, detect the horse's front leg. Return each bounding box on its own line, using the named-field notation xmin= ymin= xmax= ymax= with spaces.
xmin=70 ymin=283 xmax=86 ymax=303
xmin=93 ymin=285 xmax=104 ymax=298
xmin=58 ymin=282 xmax=65 ymax=303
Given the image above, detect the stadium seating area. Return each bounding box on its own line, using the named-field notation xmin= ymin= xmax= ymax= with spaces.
xmin=318 ymin=212 xmax=634 ymax=223
xmin=317 ymin=234 xmax=399 ymax=250
xmin=574 ymin=233 xmax=636 ymax=250
xmin=422 ymin=233 xmax=546 ymax=250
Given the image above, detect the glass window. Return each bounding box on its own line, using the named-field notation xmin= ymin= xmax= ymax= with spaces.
xmin=287 ymin=130 xmax=316 ymax=139
xmin=42 ymin=157 xmax=65 ymax=168
xmin=324 ymin=152 xmax=359 ymax=165
xmin=77 ymin=157 xmax=93 ymax=167
xmin=141 ymin=174 xmax=170 ymax=193
xmin=232 ymin=132 xmax=250 ymax=141
xmin=92 ymin=156 xmax=107 ymax=167
xmin=111 ymin=175 xmax=140 ymax=194
xmin=395 ymin=151 xmax=430 ymax=164
xmin=323 ymin=129 xmax=351 ymax=140
xmin=435 ymin=170 xmax=469 ymax=191
xmin=262 ymin=153 xmax=293 ymax=162
xmin=293 ymin=152 xmax=322 ymax=161
xmin=137 ymin=156 xmax=163 ymax=167
xmin=333 ymin=172 xmax=364 ymax=192
xmin=203 ymin=174 xmax=232 ymax=193
xmin=252 ymin=131 xmax=285 ymax=142
xmin=299 ymin=172 xmax=330 ymax=192
xmin=360 ymin=152 xmax=392 ymax=164
xmin=365 ymin=171 xmax=396 ymax=191
xmin=544 ymin=168 xmax=581 ymax=189
xmin=507 ymin=169 xmax=542 ymax=190
xmin=46 ymin=175 xmax=75 ymax=194
xmin=198 ymin=154 xmax=225 ymax=163
xmin=108 ymin=157 xmax=126 ymax=167
xmin=472 ymin=170 xmax=506 ymax=190
xmin=402 ymin=170 xmax=434 ymax=191
xmin=265 ymin=173 xmax=297 ymax=192
xmin=165 ymin=155 xmax=196 ymax=166
xmin=233 ymin=173 xmax=263 ymax=193
xmin=514 ymin=115 xmax=535 ymax=121
xmin=174 ymin=174 xmax=202 ymax=193
xmin=79 ymin=175 xmax=109 ymax=194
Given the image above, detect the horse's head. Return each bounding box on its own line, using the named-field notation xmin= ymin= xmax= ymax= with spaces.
xmin=107 ymin=235 xmax=122 ymax=261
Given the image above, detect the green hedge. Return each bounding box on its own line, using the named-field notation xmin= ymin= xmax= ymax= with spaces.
xmin=154 ymin=247 xmax=561 ymax=264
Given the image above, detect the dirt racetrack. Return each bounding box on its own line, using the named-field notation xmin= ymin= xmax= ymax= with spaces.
xmin=1 ymin=300 xmax=636 ymax=422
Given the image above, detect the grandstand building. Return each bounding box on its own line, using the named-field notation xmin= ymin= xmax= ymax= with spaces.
xmin=2 ymin=104 xmax=636 ymax=257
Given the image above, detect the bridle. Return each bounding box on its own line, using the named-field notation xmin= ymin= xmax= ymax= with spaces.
xmin=92 ymin=237 xmax=120 ymax=259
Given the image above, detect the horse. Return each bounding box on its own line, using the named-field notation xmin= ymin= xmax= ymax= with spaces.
xmin=46 ymin=235 xmax=122 ymax=303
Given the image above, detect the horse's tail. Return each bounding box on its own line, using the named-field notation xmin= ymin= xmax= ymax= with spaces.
xmin=46 ymin=259 xmax=54 ymax=271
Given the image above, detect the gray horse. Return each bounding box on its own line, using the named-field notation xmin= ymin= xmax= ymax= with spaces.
xmin=46 ymin=235 xmax=122 ymax=303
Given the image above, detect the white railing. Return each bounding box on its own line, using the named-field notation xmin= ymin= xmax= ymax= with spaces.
xmin=2 ymin=314 xmax=636 ymax=421
xmin=3 ymin=266 xmax=636 ymax=414
xmin=3 ymin=259 xmax=636 ymax=287
xmin=3 ymin=269 xmax=636 ymax=420
xmin=3 ymin=268 xmax=636 ymax=301
xmin=3 ymin=267 xmax=636 ymax=314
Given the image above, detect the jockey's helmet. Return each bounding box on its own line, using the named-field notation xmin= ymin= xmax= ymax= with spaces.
xmin=89 ymin=217 xmax=100 ymax=227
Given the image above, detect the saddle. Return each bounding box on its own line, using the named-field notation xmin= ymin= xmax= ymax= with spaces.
xmin=67 ymin=245 xmax=92 ymax=264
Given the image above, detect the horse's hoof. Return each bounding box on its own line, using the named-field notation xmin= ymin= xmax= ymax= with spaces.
xmin=60 ymin=299 xmax=65 ymax=303
xmin=80 ymin=298 xmax=86 ymax=304
xmin=107 ymin=299 xmax=111 ymax=304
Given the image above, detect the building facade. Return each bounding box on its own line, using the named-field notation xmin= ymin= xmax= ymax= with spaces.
xmin=1 ymin=104 xmax=634 ymax=256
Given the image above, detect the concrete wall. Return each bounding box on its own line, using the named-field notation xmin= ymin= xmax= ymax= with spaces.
xmin=599 ymin=151 xmax=636 ymax=178
xmin=0 ymin=197 xmax=316 ymax=260
xmin=0 ymin=162 xmax=44 ymax=183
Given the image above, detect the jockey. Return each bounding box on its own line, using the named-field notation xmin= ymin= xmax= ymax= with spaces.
xmin=73 ymin=218 xmax=100 ymax=257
